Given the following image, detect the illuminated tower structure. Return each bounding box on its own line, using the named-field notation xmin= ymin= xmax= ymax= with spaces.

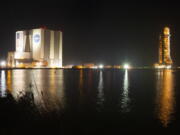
xmin=159 ymin=27 xmax=173 ymax=65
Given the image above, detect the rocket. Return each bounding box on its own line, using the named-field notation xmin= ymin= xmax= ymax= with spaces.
xmin=159 ymin=27 xmax=172 ymax=65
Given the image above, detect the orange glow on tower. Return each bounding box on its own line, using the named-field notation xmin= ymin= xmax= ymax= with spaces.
xmin=159 ymin=27 xmax=173 ymax=65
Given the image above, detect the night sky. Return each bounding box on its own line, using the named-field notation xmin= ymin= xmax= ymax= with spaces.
xmin=0 ymin=1 xmax=180 ymax=66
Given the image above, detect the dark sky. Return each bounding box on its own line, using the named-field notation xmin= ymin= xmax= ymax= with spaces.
xmin=0 ymin=1 xmax=180 ymax=66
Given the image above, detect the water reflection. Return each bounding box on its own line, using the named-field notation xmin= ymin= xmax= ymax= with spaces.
xmin=11 ymin=70 xmax=30 ymax=99
xmin=3 ymin=69 xmax=65 ymax=113
xmin=87 ymin=70 xmax=93 ymax=91
xmin=79 ymin=69 xmax=83 ymax=93
xmin=6 ymin=70 xmax=12 ymax=92
xmin=97 ymin=70 xmax=104 ymax=106
xmin=32 ymin=69 xmax=65 ymax=111
xmin=121 ymin=69 xmax=130 ymax=112
xmin=56 ymin=70 xmax=65 ymax=109
xmin=156 ymin=69 xmax=175 ymax=127
xmin=30 ymin=70 xmax=45 ymax=111
xmin=0 ymin=71 xmax=6 ymax=97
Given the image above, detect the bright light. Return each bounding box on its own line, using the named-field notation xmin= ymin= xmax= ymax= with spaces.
xmin=166 ymin=65 xmax=171 ymax=69
xmin=36 ymin=62 xmax=42 ymax=67
xmin=123 ymin=64 xmax=129 ymax=69
xmin=155 ymin=65 xmax=165 ymax=69
xmin=92 ymin=66 xmax=98 ymax=69
xmin=1 ymin=61 xmax=6 ymax=67
xmin=155 ymin=65 xmax=172 ymax=69
xmin=16 ymin=61 xmax=19 ymax=66
xmin=50 ymin=64 xmax=58 ymax=68
xmin=99 ymin=64 xmax=104 ymax=69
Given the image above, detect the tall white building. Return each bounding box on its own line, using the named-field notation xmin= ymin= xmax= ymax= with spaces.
xmin=7 ymin=28 xmax=63 ymax=68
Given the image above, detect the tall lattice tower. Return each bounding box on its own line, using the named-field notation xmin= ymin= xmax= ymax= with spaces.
xmin=159 ymin=27 xmax=173 ymax=65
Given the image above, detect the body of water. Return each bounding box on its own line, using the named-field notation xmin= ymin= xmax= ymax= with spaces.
xmin=0 ymin=69 xmax=179 ymax=134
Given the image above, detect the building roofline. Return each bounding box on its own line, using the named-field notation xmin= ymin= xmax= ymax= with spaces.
xmin=16 ymin=27 xmax=63 ymax=32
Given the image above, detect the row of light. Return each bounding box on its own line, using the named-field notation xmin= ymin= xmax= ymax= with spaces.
xmin=98 ymin=64 xmax=130 ymax=69
xmin=155 ymin=65 xmax=171 ymax=69
xmin=0 ymin=60 xmax=130 ymax=69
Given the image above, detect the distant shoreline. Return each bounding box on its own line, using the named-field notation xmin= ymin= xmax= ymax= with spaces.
xmin=0 ymin=67 xmax=179 ymax=70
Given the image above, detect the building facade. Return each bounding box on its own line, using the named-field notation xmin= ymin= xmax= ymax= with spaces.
xmin=7 ymin=28 xmax=63 ymax=68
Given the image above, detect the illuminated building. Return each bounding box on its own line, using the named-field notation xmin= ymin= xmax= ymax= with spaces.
xmin=7 ymin=27 xmax=63 ymax=68
xmin=159 ymin=27 xmax=172 ymax=65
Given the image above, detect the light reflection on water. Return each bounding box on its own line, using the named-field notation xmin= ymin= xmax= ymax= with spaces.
xmin=155 ymin=69 xmax=175 ymax=127
xmin=121 ymin=69 xmax=130 ymax=112
xmin=97 ymin=70 xmax=104 ymax=106
xmin=6 ymin=70 xmax=12 ymax=93
xmin=0 ymin=69 xmax=178 ymax=129
xmin=11 ymin=70 xmax=31 ymax=99
xmin=79 ymin=69 xmax=83 ymax=91
xmin=1 ymin=69 xmax=65 ymax=113
xmin=0 ymin=71 xmax=6 ymax=97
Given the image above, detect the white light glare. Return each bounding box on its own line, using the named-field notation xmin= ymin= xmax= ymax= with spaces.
xmin=1 ymin=61 xmax=6 ymax=67
xmin=92 ymin=66 xmax=98 ymax=69
xmin=123 ymin=64 xmax=129 ymax=69
xmin=99 ymin=64 xmax=104 ymax=69
xmin=166 ymin=65 xmax=171 ymax=69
